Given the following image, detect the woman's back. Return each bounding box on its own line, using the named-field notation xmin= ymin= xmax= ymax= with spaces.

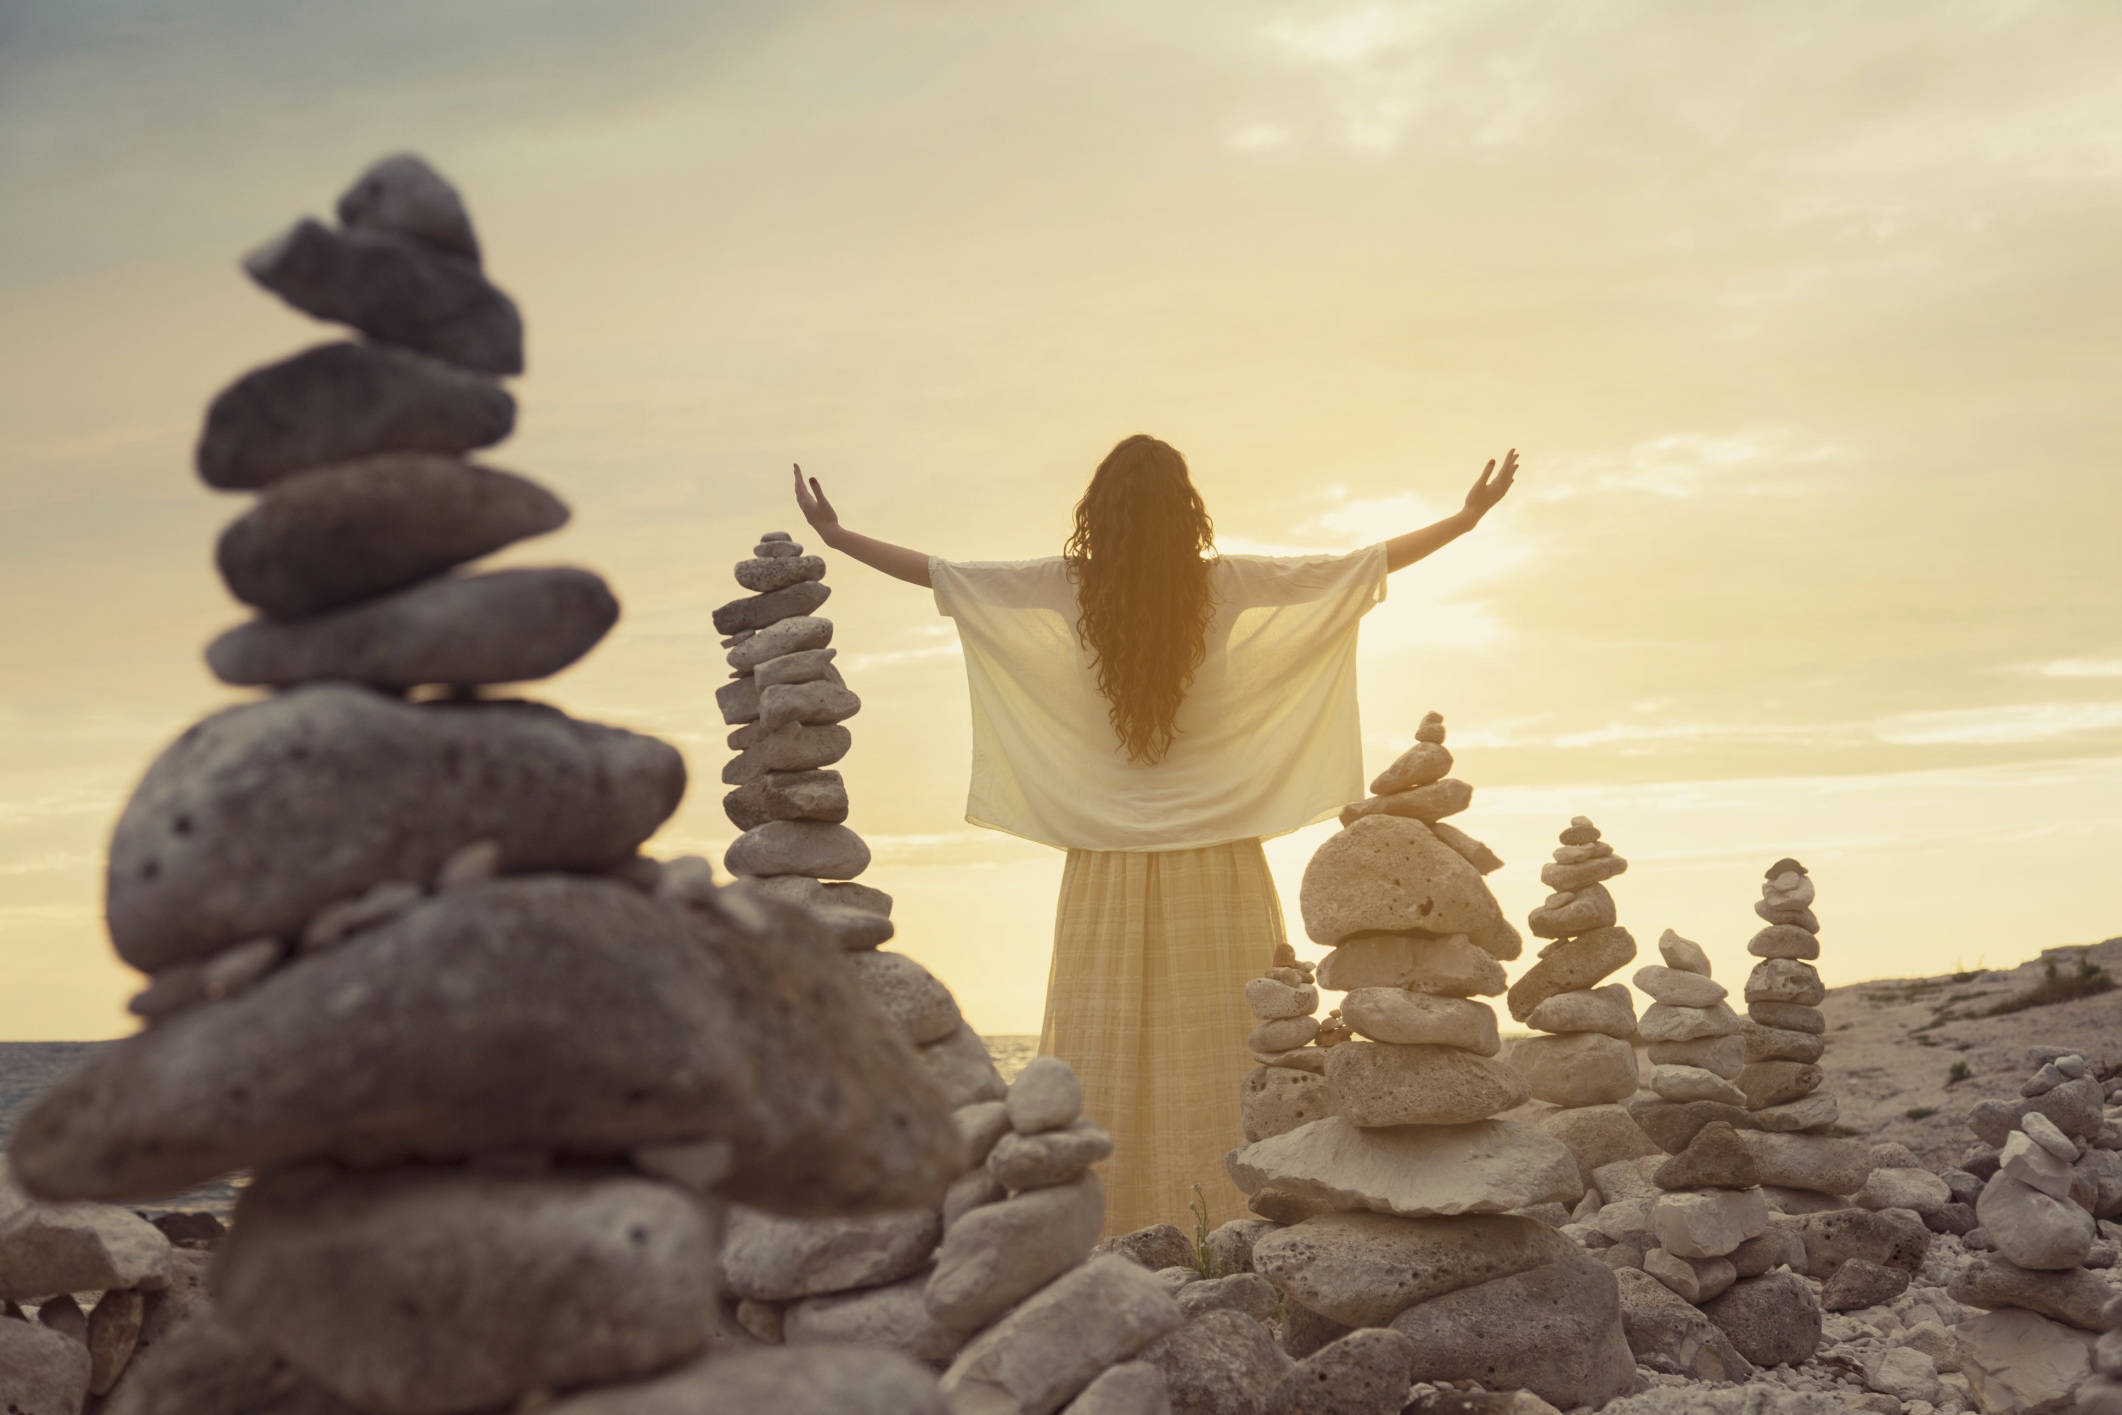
xmin=932 ymin=545 xmax=1387 ymax=851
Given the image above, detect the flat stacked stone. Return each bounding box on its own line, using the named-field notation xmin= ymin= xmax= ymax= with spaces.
xmin=1506 ymin=818 xmax=1660 ymax=1184
xmin=1942 ymin=1050 xmax=2122 ymax=1410
xmin=1226 ymin=713 xmax=1634 ymax=1412
xmin=4 ymin=154 xmax=970 ymax=1415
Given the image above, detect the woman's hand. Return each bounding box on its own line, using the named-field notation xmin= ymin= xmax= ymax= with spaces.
xmin=792 ymin=463 xmax=841 ymax=537
xmin=1385 ymin=449 xmax=1519 ymax=572
xmin=786 ymin=462 xmax=935 ymax=588
xmin=1463 ymin=448 xmax=1518 ymax=520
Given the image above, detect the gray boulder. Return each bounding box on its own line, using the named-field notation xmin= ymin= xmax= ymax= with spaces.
xmin=1612 ymin=1266 xmax=1756 ymax=1381
xmin=216 ymin=1168 xmax=718 ymax=1415
xmin=942 ymin=1256 xmax=1186 ymax=1415
xmin=926 ymin=1172 xmax=1105 ymax=1330
xmin=1176 ymin=1273 xmax=1279 ymax=1323
xmin=1008 ymin=1057 xmax=1084 ymax=1134
xmin=0 ymin=1315 xmax=93 ymax=1415
xmin=1264 ymin=1328 xmax=1416 ymax=1415
xmin=1788 ymin=1207 xmax=1930 ymax=1278
xmin=783 ymin=1271 xmax=969 ymax=1362
xmin=105 ymin=685 xmax=682 ymax=971
xmin=722 ymin=1205 xmax=942 ymax=1302
xmin=1504 ymin=926 xmax=1637 ymax=1021
xmin=208 ymin=566 xmax=616 ymax=689
xmin=1388 ymin=1254 xmax=1636 ymax=1410
xmin=1949 ymin=1254 xmax=2115 ymax=1331
xmin=1252 ymin=1211 xmax=1577 ymax=1327
xmin=543 ymin=1346 xmax=947 ymax=1415
xmin=1298 ymin=816 xmax=1521 ymax=960
xmin=1095 ymin=1224 xmax=1198 ymax=1273
xmin=990 ymin=1120 xmax=1115 ymax=1191
xmin=725 ymin=819 xmax=871 ymax=879
xmin=723 ymin=721 xmax=855 ymax=783
xmin=723 ymin=770 xmax=850 ymax=829
xmin=99 ymin=1313 xmax=363 ymax=1415
xmin=1228 ymin=1118 xmax=1581 ymax=1218
xmin=0 ymin=1158 xmax=173 ymax=1300
xmin=1977 ymin=1170 xmax=2096 ymax=1270
xmin=1242 ymin=1067 xmax=1337 ymax=1142
xmin=336 ymin=153 xmax=481 ymax=261
xmin=919 ymin=1024 xmax=1010 ymax=1108
xmin=196 ymin=341 xmax=513 ymax=489
xmin=15 ymin=879 xmax=961 ymax=1215
xmin=736 ymin=555 xmax=828 ymax=594
xmin=1141 ymin=1310 xmax=1294 ymax=1415
xmin=1322 ymin=1041 xmax=1529 ymax=1126
xmin=1819 ymin=1257 xmax=1909 ymax=1311
xmin=1701 ymin=1270 xmax=1820 ymax=1367
xmin=244 ymin=218 xmax=523 ymax=374
xmin=729 ymin=614 xmax=834 ymax=668
xmin=713 ymin=580 xmax=833 ymax=635
xmin=849 ymin=950 xmax=963 ymax=1045
xmin=1063 ymin=1363 xmax=1171 ymax=1415
xmin=215 ymin=452 xmax=565 ymax=618
xmin=760 ymin=680 xmax=861 ymax=731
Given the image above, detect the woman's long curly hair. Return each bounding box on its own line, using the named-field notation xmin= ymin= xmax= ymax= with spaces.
xmin=1064 ymin=435 xmax=1218 ymax=764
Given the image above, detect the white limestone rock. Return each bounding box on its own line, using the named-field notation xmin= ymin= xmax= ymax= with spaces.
xmin=1226 ymin=1117 xmax=1582 ymax=1218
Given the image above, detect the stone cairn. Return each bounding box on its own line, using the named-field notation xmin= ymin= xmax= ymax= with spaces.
xmin=708 ymin=550 xmax=1219 ymax=1411
xmin=1505 ymin=817 xmax=1663 ymax=1184
xmin=1220 ymin=712 xmax=1639 ymax=1413
xmin=1935 ymin=1047 xmax=2122 ymax=1414
xmin=715 ymin=533 xmax=897 ymax=942
xmin=1 ymin=153 xmax=1006 ymax=1415
xmin=1736 ymin=859 xmax=1840 ymax=1128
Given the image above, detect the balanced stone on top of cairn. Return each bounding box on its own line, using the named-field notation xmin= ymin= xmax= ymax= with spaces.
xmin=1226 ymin=713 xmax=1636 ymax=1412
xmin=1505 ymin=817 xmax=1663 ymax=1185
xmin=5 ymin=153 xmax=972 ymax=1415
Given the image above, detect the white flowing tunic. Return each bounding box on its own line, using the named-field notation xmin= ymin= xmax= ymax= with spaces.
xmin=930 ymin=545 xmax=1388 ymax=852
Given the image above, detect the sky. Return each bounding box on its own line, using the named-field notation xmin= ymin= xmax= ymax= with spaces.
xmin=3 ymin=0 xmax=2120 ymax=1039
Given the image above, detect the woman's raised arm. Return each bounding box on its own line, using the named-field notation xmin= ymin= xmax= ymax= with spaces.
xmin=1385 ymin=449 xmax=1518 ymax=573
xmin=793 ymin=464 xmax=934 ymax=588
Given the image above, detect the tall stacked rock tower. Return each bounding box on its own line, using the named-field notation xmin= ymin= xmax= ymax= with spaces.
xmin=715 ymin=534 xmax=895 ymax=936
xmin=1739 ymin=858 xmax=1838 ymax=1125
xmin=5 ymin=154 xmax=970 ymax=1414
xmin=1506 ymin=817 xmax=1660 ymax=1182
xmin=1227 ymin=714 xmax=1637 ymax=1412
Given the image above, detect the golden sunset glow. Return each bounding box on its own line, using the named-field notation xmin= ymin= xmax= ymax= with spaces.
xmin=5 ymin=2 xmax=2119 ymax=1037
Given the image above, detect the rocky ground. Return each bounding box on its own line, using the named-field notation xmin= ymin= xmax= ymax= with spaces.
xmin=1812 ymin=939 xmax=2122 ymax=1164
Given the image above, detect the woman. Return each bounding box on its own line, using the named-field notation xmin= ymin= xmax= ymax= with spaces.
xmin=793 ymin=435 xmax=1516 ymax=1234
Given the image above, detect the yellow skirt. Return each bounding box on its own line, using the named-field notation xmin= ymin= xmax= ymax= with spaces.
xmin=1038 ymin=838 xmax=1285 ymax=1238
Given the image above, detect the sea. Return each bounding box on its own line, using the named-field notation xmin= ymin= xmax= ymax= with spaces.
xmin=0 ymin=1035 xmax=1044 ymax=1217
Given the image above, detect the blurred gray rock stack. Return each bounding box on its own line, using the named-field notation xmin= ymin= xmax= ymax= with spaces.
xmin=1934 ymin=1048 xmax=2122 ymax=1415
xmin=723 ymin=1053 xmax=1203 ymax=1415
xmin=1219 ymin=713 xmax=1636 ymax=1412
xmin=1506 ymin=817 xmax=1662 ymax=1186
xmin=3 ymin=153 xmax=975 ymax=1415
xmin=0 ymin=1160 xmax=178 ymax=1411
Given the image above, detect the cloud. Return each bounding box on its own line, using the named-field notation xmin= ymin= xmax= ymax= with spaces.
xmin=2038 ymin=659 xmax=2122 ymax=679
xmin=1537 ymin=430 xmax=1844 ymax=502
xmin=1872 ymin=702 xmax=2122 ymax=747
